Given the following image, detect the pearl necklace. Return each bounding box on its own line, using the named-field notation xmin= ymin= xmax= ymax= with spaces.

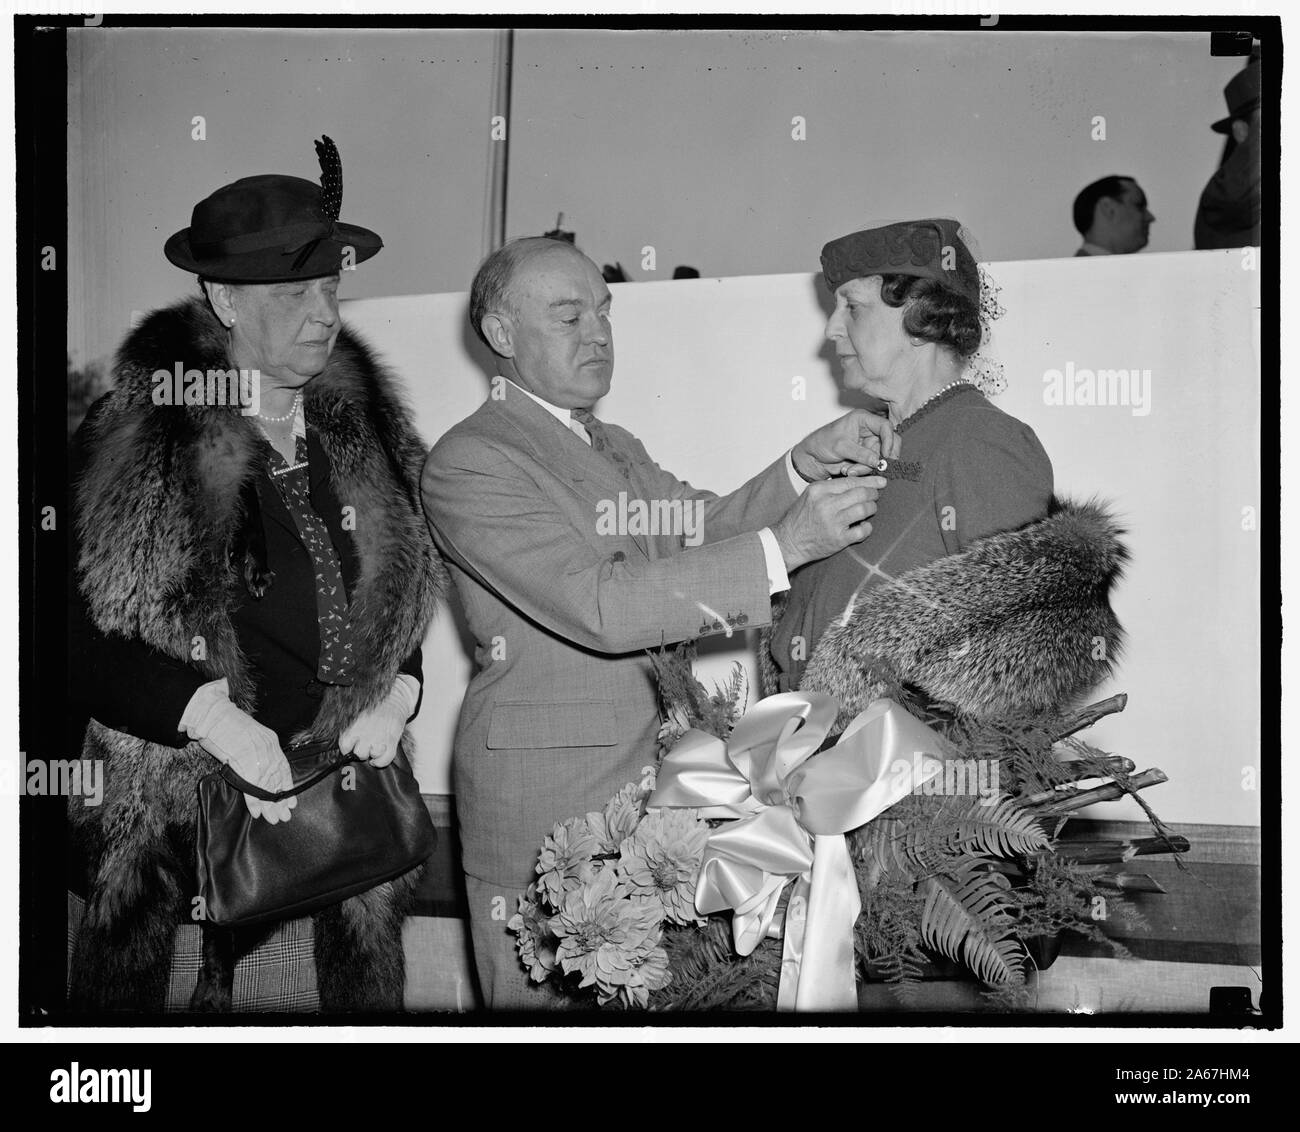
xmin=895 ymin=379 xmax=973 ymax=435
xmin=257 ymin=391 xmax=302 ymax=424
xmin=913 ymin=379 xmax=971 ymax=414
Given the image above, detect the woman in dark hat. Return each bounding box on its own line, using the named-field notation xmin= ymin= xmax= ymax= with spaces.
xmin=68 ymin=137 xmax=447 ymax=1012
xmin=767 ymin=218 xmax=1054 ymax=695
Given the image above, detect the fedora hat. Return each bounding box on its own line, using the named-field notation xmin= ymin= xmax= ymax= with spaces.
xmin=164 ymin=136 xmax=382 ymax=282
xmin=1212 ymin=60 xmax=1261 ymax=134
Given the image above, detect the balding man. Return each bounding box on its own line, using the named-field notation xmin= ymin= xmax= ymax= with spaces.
xmin=1072 ymin=175 xmax=1155 ymax=256
xmin=421 ymin=237 xmax=893 ymax=1007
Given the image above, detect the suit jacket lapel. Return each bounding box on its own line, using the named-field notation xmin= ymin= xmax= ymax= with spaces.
xmin=492 ymin=385 xmax=651 ymax=560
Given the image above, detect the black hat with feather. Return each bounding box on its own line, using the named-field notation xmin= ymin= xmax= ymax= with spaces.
xmin=164 ymin=135 xmax=383 ymax=281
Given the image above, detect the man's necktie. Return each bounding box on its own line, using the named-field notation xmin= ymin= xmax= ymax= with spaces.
xmin=571 ymin=408 xmax=632 ymax=481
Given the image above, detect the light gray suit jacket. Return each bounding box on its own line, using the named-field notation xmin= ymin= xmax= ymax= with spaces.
xmin=421 ymin=382 xmax=798 ymax=887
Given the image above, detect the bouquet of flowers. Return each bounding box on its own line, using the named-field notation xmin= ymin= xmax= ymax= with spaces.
xmin=511 ymin=649 xmax=1180 ymax=1011
xmin=509 ymin=767 xmax=717 ymax=1007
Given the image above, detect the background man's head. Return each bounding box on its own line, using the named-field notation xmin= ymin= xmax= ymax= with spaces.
xmin=1073 ymin=175 xmax=1155 ymax=254
xmin=470 ymin=237 xmax=614 ymax=408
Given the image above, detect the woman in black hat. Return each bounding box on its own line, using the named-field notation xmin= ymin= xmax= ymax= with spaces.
xmin=68 ymin=138 xmax=447 ymax=1013
xmin=767 ymin=219 xmax=1054 ymax=696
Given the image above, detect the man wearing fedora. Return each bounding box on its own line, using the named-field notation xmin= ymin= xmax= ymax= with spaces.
xmin=68 ymin=137 xmax=446 ymax=1013
xmin=422 ymin=236 xmax=895 ymax=1008
xmin=1195 ymin=58 xmax=1262 ymax=250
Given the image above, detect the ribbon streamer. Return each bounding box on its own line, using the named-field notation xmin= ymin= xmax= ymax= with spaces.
xmin=650 ymin=693 xmax=950 ymax=1010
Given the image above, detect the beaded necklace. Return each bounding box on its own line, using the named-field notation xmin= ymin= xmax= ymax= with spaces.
xmin=256 ymin=390 xmax=303 ymax=424
xmin=896 ymin=380 xmax=974 ymax=436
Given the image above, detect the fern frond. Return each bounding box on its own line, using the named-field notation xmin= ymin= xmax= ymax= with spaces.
xmin=853 ymin=819 xmax=917 ymax=886
xmin=712 ymin=662 xmax=749 ymax=734
xmin=651 ymin=646 xmax=750 ymax=743
xmin=652 ymin=921 xmax=781 ymax=1011
xmin=929 ymin=795 xmax=1052 ymax=858
xmin=868 ymin=951 xmax=927 ymax=1005
xmin=919 ymin=864 xmax=1025 ymax=986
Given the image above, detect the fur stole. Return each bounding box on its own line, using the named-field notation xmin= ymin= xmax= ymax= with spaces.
xmin=763 ymin=499 xmax=1128 ymax=728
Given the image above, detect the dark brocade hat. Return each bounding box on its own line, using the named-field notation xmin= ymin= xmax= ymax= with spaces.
xmin=164 ymin=136 xmax=383 ymax=282
xmin=820 ymin=217 xmax=979 ymax=305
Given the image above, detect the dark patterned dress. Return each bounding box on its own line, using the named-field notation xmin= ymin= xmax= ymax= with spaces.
xmin=263 ymin=429 xmax=355 ymax=687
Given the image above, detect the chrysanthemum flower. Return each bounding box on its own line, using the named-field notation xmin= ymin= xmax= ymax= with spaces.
xmin=623 ymin=941 xmax=672 ymax=1008
xmin=587 ymin=781 xmax=645 ymax=854
xmin=551 ymin=868 xmax=664 ymax=1004
xmin=507 ymin=883 xmax=560 ymax=982
xmin=619 ymin=807 xmax=709 ymax=925
xmin=536 ymin=817 xmax=600 ymax=906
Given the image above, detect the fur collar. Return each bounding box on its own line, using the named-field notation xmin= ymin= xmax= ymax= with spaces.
xmin=76 ymin=297 xmax=446 ymax=737
xmin=777 ymin=498 xmax=1129 ymax=726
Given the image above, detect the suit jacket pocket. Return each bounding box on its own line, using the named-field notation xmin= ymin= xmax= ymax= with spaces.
xmin=486 ymin=700 xmax=619 ymax=750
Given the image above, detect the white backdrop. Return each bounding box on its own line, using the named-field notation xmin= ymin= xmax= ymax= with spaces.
xmin=69 ymin=29 xmax=1248 ymax=370
xmin=343 ymin=248 xmax=1260 ymax=827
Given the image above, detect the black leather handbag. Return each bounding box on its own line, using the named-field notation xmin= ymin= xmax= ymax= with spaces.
xmin=196 ymin=738 xmax=436 ymax=928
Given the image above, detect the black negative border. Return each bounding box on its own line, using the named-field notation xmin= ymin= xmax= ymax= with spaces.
xmin=14 ymin=10 xmax=1282 ymax=1032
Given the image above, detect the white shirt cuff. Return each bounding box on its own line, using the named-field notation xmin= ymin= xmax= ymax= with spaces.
xmin=758 ymin=527 xmax=791 ymax=594
xmin=785 ymin=449 xmax=811 ymax=494
xmin=179 ymin=678 xmax=231 ymax=739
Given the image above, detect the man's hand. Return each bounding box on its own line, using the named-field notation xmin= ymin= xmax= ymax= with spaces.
xmin=772 ymin=476 xmax=886 ymax=571
xmin=791 ymin=410 xmax=900 ymax=481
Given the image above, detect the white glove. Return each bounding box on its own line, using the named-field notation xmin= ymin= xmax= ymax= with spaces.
xmin=338 ymin=676 xmax=418 ymax=769
xmin=182 ymin=681 xmax=295 ymax=824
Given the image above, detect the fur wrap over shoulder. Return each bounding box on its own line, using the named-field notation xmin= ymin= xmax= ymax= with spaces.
xmin=764 ymin=499 xmax=1128 ymax=728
